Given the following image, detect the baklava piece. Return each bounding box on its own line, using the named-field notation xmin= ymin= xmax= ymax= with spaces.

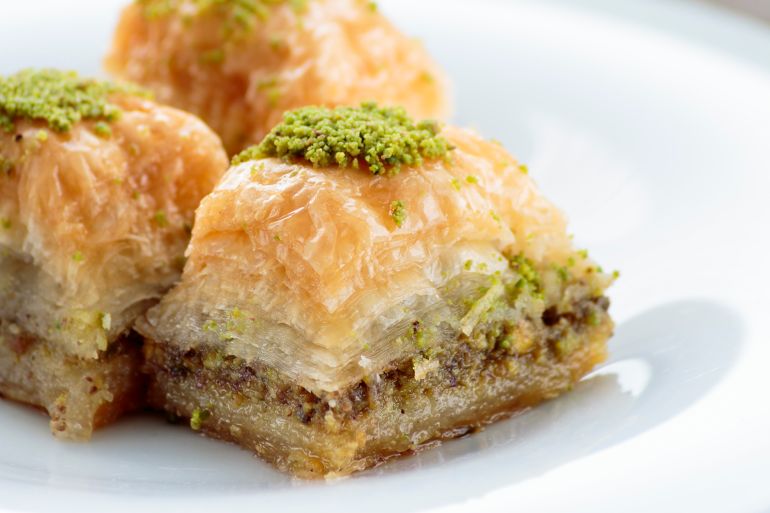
xmin=137 ymin=104 xmax=616 ymax=476
xmin=0 ymin=69 xmax=228 ymax=440
xmin=105 ymin=0 xmax=450 ymax=154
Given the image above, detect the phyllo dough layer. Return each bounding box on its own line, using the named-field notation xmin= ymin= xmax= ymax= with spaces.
xmin=137 ymin=104 xmax=615 ymax=475
xmin=105 ymin=0 xmax=450 ymax=154
xmin=0 ymin=69 xmax=228 ymax=438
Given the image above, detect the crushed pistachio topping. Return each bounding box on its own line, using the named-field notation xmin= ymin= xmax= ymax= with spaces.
xmin=233 ymin=103 xmax=452 ymax=175
xmin=0 ymin=69 xmax=144 ymax=133
xmin=138 ymin=0 xmax=309 ymax=31
xmin=154 ymin=210 xmax=169 ymax=227
xmin=0 ymin=218 xmax=11 ymax=230
xmin=507 ymin=254 xmax=542 ymax=297
xmin=72 ymin=250 xmax=85 ymax=263
xmin=93 ymin=121 xmax=113 ymax=139
xmin=389 ymin=200 xmax=407 ymax=228
xmin=190 ymin=407 xmax=211 ymax=430
xmin=0 ymin=156 xmax=13 ymax=174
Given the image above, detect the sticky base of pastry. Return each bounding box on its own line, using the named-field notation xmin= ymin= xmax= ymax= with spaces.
xmin=0 ymin=328 xmax=145 ymax=440
xmin=143 ymin=297 xmax=612 ymax=478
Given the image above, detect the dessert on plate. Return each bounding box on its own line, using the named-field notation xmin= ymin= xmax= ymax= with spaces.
xmin=0 ymin=69 xmax=228 ymax=440
xmin=137 ymin=103 xmax=616 ymax=477
xmin=105 ymin=0 xmax=450 ymax=154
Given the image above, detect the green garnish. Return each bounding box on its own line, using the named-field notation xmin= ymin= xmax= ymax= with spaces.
xmin=93 ymin=122 xmax=113 ymax=139
xmin=190 ymin=407 xmax=211 ymax=430
xmin=0 ymin=69 xmax=143 ymax=133
xmin=508 ymin=254 xmax=541 ymax=294
xmin=465 ymin=175 xmax=478 ymax=184
xmin=138 ymin=0 xmax=310 ymax=30
xmin=72 ymin=251 xmax=85 ymax=263
xmin=0 ymin=218 xmax=11 ymax=230
xmin=154 ymin=210 xmax=169 ymax=227
xmin=233 ymin=103 xmax=452 ymax=175
xmin=389 ymin=200 xmax=407 ymax=228
xmin=0 ymin=156 xmax=13 ymax=175
xmin=35 ymin=130 xmax=48 ymax=142
xmin=199 ymin=48 xmax=225 ymax=64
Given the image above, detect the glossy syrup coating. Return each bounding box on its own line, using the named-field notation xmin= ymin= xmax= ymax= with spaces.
xmin=0 ymin=69 xmax=228 ymax=358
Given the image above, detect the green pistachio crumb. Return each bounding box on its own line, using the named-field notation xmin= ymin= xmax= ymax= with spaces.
xmin=0 ymin=69 xmax=144 ymax=133
xmin=389 ymin=200 xmax=407 ymax=228
xmin=519 ymin=164 xmax=529 ymax=174
xmin=72 ymin=251 xmax=84 ymax=263
xmin=139 ymin=0 xmax=310 ymax=35
xmin=464 ymin=260 xmax=473 ymax=271
xmin=93 ymin=122 xmax=113 ymax=138
xmin=269 ymin=35 xmax=286 ymax=51
xmin=466 ymin=175 xmax=478 ymax=184
xmin=577 ymin=249 xmax=589 ymax=259
xmin=450 ymin=178 xmax=461 ymax=191
xmin=489 ymin=210 xmax=501 ymax=222
xmin=233 ymin=103 xmax=452 ymax=175
xmin=154 ymin=210 xmax=168 ymax=227
xmin=199 ymin=48 xmax=225 ymax=64
xmin=273 ymin=234 xmax=282 ymax=241
xmin=0 ymin=156 xmax=13 ymax=174
xmin=612 ymin=270 xmax=621 ymax=279
xmin=190 ymin=407 xmax=211 ymax=430
xmin=0 ymin=218 xmax=11 ymax=230
xmin=508 ymin=254 xmax=541 ymax=296
xmin=367 ymin=1 xmax=378 ymax=12
xmin=414 ymin=328 xmax=426 ymax=350
xmin=35 ymin=130 xmax=48 ymax=142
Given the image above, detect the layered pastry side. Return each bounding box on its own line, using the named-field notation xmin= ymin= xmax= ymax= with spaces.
xmin=105 ymin=0 xmax=450 ymax=154
xmin=137 ymin=104 xmax=616 ymax=477
xmin=0 ymin=69 xmax=228 ymax=440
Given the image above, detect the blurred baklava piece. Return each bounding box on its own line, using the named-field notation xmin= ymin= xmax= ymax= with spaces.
xmin=138 ymin=104 xmax=615 ymax=477
xmin=0 ymin=69 xmax=227 ymax=439
xmin=105 ymin=0 xmax=450 ymax=154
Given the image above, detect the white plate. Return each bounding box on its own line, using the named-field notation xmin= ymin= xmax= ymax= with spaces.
xmin=2 ymin=1 xmax=770 ymax=512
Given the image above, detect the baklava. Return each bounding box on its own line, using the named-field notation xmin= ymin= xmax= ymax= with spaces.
xmin=105 ymin=0 xmax=450 ymax=154
xmin=0 ymin=69 xmax=228 ymax=439
xmin=137 ymin=103 xmax=616 ymax=477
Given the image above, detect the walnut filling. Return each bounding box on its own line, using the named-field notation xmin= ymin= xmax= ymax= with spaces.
xmin=143 ymin=291 xmax=611 ymax=476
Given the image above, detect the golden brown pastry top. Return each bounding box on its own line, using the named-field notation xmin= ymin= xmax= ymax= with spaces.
xmin=105 ymin=0 xmax=451 ymax=154
xmin=0 ymin=85 xmax=228 ymax=358
xmin=139 ymin=115 xmax=577 ymax=392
